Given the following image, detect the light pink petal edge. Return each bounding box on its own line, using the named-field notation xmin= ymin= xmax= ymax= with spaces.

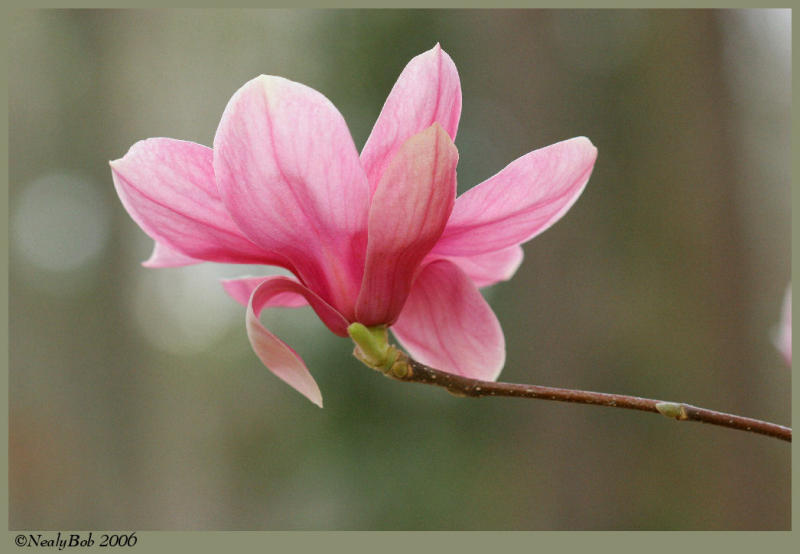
xmin=142 ymin=241 xmax=203 ymax=268
xmin=390 ymin=259 xmax=505 ymax=381
xmin=360 ymin=43 xmax=462 ymax=195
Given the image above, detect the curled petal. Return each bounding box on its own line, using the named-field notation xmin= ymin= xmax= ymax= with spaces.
xmin=432 ymin=245 xmax=524 ymax=288
xmin=433 ymin=136 xmax=597 ymax=256
xmin=391 ymin=260 xmax=505 ymax=381
xmin=246 ymin=277 xmax=352 ymax=407
xmin=248 ymin=276 xmax=350 ymax=337
xmin=213 ymin=75 xmax=370 ymax=318
xmin=356 ymin=124 xmax=457 ymax=326
xmin=222 ymin=276 xmax=309 ymax=309
xmin=247 ymin=306 xmax=321 ymax=407
xmin=111 ymin=138 xmax=278 ymax=265
xmin=360 ymin=43 xmax=461 ymax=194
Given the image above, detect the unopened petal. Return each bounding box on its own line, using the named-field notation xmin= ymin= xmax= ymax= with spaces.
xmin=361 ymin=44 xmax=462 ymax=194
xmin=356 ymin=124 xmax=457 ymax=326
xmin=434 ymin=137 xmax=597 ymax=256
xmin=111 ymin=138 xmax=279 ymax=266
xmin=391 ymin=260 xmax=505 ymax=381
xmin=213 ymin=76 xmax=370 ymax=318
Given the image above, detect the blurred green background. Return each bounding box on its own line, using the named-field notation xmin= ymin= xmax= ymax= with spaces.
xmin=9 ymin=9 xmax=790 ymax=530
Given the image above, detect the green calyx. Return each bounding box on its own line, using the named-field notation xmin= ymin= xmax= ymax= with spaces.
xmin=347 ymin=322 xmax=409 ymax=378
xmin=348 ymin=323 xmax=389 ymax=366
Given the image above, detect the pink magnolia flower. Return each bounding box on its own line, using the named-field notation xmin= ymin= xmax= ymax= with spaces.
xmin=776 ymin=286 xmax=791 ymax=365
xmin=111 ymin=44 xmax=597 ymax=406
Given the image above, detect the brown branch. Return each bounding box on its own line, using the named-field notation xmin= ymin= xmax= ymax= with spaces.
xmin=386 ymin=356 xmax=791 ymax=443
xmin=346 ymin=324 xmax=790 ymax=442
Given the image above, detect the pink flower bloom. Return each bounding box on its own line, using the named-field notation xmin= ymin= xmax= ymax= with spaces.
xmin=776 ymin=286 xmax=791 ymax=365
xmin=111 ymin=44 xmax=597 ymax=406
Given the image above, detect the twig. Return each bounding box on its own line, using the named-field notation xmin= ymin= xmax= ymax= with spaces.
xmin=394 ymin=356 xmax=791 ymax=442
xmin=346 ymin=323 xmax=791 ymax=443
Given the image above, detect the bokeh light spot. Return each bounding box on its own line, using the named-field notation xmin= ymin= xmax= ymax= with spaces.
xmin=12 ymin=172 xmax=111 ymax=273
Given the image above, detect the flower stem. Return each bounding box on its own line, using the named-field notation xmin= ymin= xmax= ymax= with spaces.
xmin=380 ymin=354 xmax=791 ymax=442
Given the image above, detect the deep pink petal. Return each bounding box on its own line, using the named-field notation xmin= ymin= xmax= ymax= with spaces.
xmin=222 ymin=276 xmax=309 ymax=309
xmin=360 ymin=44 xmax=462 ymax=195
xmin=433 ymin=137 xmax=597 ymax=256
xmin=245 ymin=276 xmax=353 ymax=407
xmin=430 ymin=245 xmax=524 ymax=288
xmin=390 ymin=260 xmax=505 ymax=381
xmin=142 ymin=241 xmax=202 ymax=268
xmin=111 ymin=138 xmax=280 ymax=266
xmin=356 ymin=124 xmax=458 ymax=326
xmin=213 ymin=76 xmax=370 ymax=319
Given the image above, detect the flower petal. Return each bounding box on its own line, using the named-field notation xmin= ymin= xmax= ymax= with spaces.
xmin=248 ymin=276 xmax=350 ymax=337
xmin=213 ymin=76 xmax=370 ymax=318
xmin=246 ymin=276 xmax=353 ymax=407
xmin=360 ymin=44 xmax=462 ymax=194
xmin=433 ymin=137 xmax=597 ymax=256
xmin=775 ymin=286 xmax=791 ymax=365
xmin=390 ymin=259 xmax=505 ymax=381
xmin=431 ymin=245 xmax=524 ymax=288
xmin=356 ymin=124 xmax=458 ymax=326
xmin=111 ymin=138 xmax=279 ymax=265
xmin=222 ymin=276 xmax=309 ymax=309
xmin=247 ymin=304 xmax=321 ymax=407
xmin=142 ymin=241 xmax=202 ymax=268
